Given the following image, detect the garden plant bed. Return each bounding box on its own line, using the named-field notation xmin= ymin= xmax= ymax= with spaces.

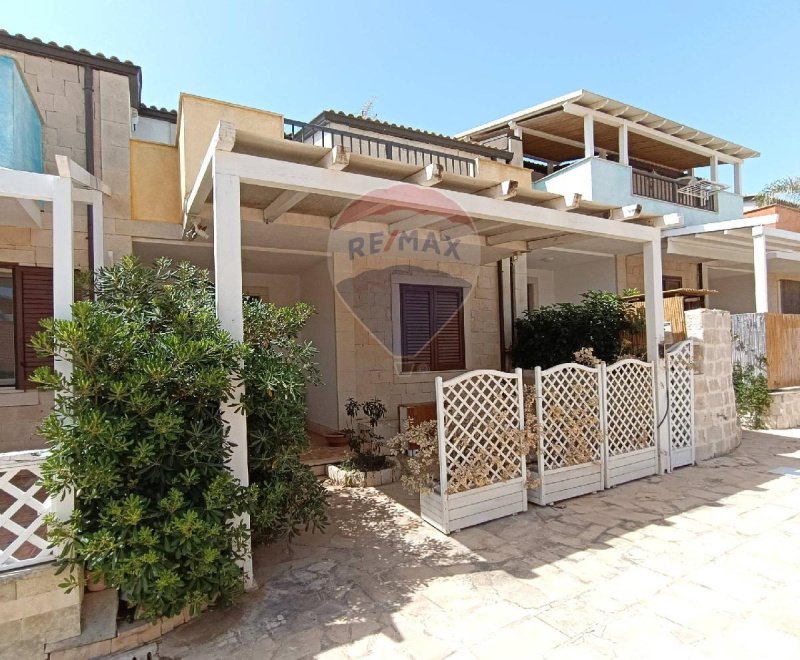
xmin=327 ymin=462 xmax=399 ymax=487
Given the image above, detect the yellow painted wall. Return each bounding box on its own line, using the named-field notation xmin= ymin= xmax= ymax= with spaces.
xmin=130 ymin=140 xmax=181 ymax=223
xmin=177 ymin=94 xmax=284 ymax=202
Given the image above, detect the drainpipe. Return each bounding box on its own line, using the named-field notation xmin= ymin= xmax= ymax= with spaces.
xmin=497 ymin=260 xmax=505 ymax=369
xmin=83 ymin=65 xmax=95 ymax=278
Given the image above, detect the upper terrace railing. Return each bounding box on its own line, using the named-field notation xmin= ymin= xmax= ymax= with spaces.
xmin=284 ymin=119 xmax=477 ymax=177
xmin=632 ymin=168 xmax=716 ymax=212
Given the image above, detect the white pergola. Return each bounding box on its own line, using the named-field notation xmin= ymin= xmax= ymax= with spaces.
xmin=184 ymin=120 xmax=672 ymax=528
xmin=0 ymin=156 xmax=109 ymax=525
xmin=664 ymin=214 xmax=786 ymax=312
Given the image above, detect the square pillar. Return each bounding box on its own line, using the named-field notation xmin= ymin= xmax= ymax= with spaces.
xmin=643 ymin=238 xmax=669 ymax=473
xmin=710 ymin=155 xmax=719 ymax=182
xmin=212 ymin=163 xmax=254 ymax=589
xmin=753 ymin=226 xmax=769 ymax=313
xmin=618 ymin=125 xmax=629 ymax=166
xmin=733 ymin=162 xmax=742 ymax=196
xmin=92 ymin=190 xmax=105 ymax=271
xmin=583 ymin=115 xmax=595 ymax=159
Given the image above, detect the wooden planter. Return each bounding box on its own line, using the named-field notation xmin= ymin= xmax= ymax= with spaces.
xmin=527 ymin=463 xmax=603 ymax=505
xmin=327 ymin=463 xmax=398 ymax=487
xmin=421 ymin=477 xmax=527 ymax=535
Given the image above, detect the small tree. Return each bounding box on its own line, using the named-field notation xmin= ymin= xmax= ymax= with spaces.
xmin=756 ymin=176 xmax=800 ymax=208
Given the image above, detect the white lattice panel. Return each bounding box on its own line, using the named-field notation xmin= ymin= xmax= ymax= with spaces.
xmin=667 ymin=341 xmax=695 ymax=468
xmin=0 ymin=451 xmax=53 ymax=571
xmin=537 ymin=364 xmax=603 ymax=471
xmin=604 ymin=359 xmax=656 ymax=457
xmin=437 ymin=369 xmax=525 ymax=491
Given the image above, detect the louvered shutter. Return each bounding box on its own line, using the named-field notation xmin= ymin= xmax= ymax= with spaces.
xmin=432 ymin=287 xmax=465 ymax=370
xmin=14 ymin=267 xmax=53 ymax=389
xmin=400 ymin=285 xmax=433 ymax=371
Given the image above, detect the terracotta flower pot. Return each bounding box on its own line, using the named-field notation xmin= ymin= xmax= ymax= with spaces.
xmin=85 ymin=571 xmax=107 ymax=592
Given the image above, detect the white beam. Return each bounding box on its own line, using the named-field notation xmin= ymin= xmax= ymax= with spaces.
xmin=663 ymin=214 xmax=778 ymax=238
xmin=17 ymin=199 xmax=43 ymax=227
xmin=753 ymin=226 xmax=769 ymax=313
xmin=486 ymin=227 xmax=554 ymax=246
xmin=0 ymin=168 xmax=57 ymax=201
xmin=317 ymin=145 xmax=350 ymax=171
xmin=263 ymin=190 xmax=308 ymax=223
xmin=215 ymin=151 xmax=659 ymax=244
xmin=55 ymin=155 xmax=111 ymax=195
xmin=537 ymin=192 xmax=583 ymax=211
xmin=563 ymin=102 xmax=744 ymax=165
xmin=476 ymin=179 xmax=518 ymax=200
xmin=212 ymin=163 xmax=254 ymax=589
xmin=619 ymin=124 xmax=629 ymax=166
xmin=183 ymin=120 xmax=236 ymax=229
xmin=518 ymin=126 xmax=584 ymax=150
xmin=667 ymin=237 xmax=751 ymax=263
xmin=709 ymin=155 xmax=719 ymax=182
xmin=526 ymin=233 xmax=585 ymax=251
xmin=404 ymin=163 xmax=443 ymax=187
xmin=583 ymin=114 xmax=595 ymax=158
xmin=608 ymin=204 xmax=642 ymax=221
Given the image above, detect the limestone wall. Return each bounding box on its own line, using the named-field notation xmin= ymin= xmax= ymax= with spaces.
xmin=766 ymin=390 xmax=800 ymax=430
xmin=0 ymin=563 xmax=82 ymax=658
xmin=684 ymin=308 xmax=741 ymax=460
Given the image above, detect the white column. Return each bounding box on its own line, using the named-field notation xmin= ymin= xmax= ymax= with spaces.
xmin=618 ymin=124 xmax=629 ymax=166
xmin=212 ymin=163 xmax=254 ymax=589
xmin=733 ymin=162 xmax=742 ymax=195
xmin=643 ymin=238 xmax=669 ymax=473
xmin=92 ymin=191 xmax=104 ymax=271
xmin=753 ymin=226 xmax=769 ymax=313
xmin=709 ymin=155 xmax=719 ymax=182
xmin=583 ymin=115 xmax=595 ymax=159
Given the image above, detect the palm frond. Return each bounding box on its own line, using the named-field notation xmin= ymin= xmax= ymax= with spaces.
xmin=755 ymin=176 xmax=800 ymax=207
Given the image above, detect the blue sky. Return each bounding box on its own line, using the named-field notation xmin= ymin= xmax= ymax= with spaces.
xmin=4 ymin=0 xmax=798 ymax=192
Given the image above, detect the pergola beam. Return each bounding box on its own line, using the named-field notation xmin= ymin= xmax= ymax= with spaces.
xmin=263 ymin=190 xmax=308 ymax=223
xmin=537 ymin=192 xmax=583 ymax=212
xmin=55 ymin=155 xmax=111 ymax=195
xmin=403 ymin=163 xmax=444 ymax=187
xmin=607 ymin=204 xmax=642 ymax=221
xmin=476 ymin=179 xmax=518 ymax=200
xmin=183 ymin=121 xmax=236 ymax=230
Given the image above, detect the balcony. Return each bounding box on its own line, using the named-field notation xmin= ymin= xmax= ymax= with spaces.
xmin=284 ymin=119 xmax=476 ymax=177
xmin=631 ymin=169 xmax=716 ymax=212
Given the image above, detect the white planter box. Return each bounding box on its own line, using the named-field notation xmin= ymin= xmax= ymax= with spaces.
xmin=420 ymin=477 xmax=527 ymax=535
xmin=527 ymin=462 xmax=603 ymax=506
xmin=327 ymin=463 xmax=399 ymax=487
xmin=606 ymin=446 xmax=657 ymax=487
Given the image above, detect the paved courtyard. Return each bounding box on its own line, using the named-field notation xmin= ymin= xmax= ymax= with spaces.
xmin=160 ymin=431 xmax=800 ymax=659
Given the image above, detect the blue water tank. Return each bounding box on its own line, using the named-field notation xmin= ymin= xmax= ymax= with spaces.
xmin=0 ymin=56 xmax=44 ymax=173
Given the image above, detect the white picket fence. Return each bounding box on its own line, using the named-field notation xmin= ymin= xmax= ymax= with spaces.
xmin=421 ymin=368 xmax=527 ymax=534
xmin=0 ymin=450 xmax=55 ymax=571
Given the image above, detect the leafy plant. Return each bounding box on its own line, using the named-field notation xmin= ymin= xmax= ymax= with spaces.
xmin=242 ymin=298 xmax=327 ymax=545
xmin=32 ymin=257 xmax=249 ymax=620
xmin=732 ymin=360 xmax=772 ymax=430
xmin=341 ymin=397 xmax=391 ymax=472
xmin=512 ymin=290 xmax=634 ymax=369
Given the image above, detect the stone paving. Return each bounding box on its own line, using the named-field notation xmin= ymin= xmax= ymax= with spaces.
xmin=159 ymin=431 xmax=800 ymax=659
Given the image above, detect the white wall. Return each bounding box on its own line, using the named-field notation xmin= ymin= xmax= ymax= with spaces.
xmin=707 ymin=270 xmax=756 ymax=314
xmin=133 ymin=115 xmax=177 ymax=145
xmin=554 ymin=258 xmax=617 ymax=304
xmin=299 ymin=260 xmax=338 ymax=431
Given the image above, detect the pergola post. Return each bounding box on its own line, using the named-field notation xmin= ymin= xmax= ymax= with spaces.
xmin=212 ymin=161 xmax=254 ymax=589
xmin=733 ymin=162 xmax=742 ymax=196
xmin=643 ymin=238 xmax=669 ymax=473
xmin=91 ymin=190 xmax=104 ymax=271
xmin=709 ymin=155 xmax=719 ymax=182
xmin=583 ymin=115 xmax=595 ymax=159
xmin=753 ymin=225 xmax=769 ymax=313
xmin=618 ymin=124 xmax=629 ymax=166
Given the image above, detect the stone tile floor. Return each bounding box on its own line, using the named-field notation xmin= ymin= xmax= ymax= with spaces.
xmin=159 ymin=431 xmax=800 ymax=659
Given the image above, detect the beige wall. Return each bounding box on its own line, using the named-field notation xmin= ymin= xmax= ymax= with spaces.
xmin=177 ymin=94 xmax=283 ymax=203
xmin=624 ymin=255 xmax=699 ymax=292
xmin=130 ymin=140 xmax=181 ymax=223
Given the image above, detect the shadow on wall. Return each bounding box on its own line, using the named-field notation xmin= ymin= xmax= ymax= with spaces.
xmin=158 ymin=430 xmax=797 ymax=657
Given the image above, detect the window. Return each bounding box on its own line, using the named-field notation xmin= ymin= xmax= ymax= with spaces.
xmin=0 ymin=266 xmax=53 ymax=389
xmin=780 ymin=280 xmax=800 ymax=314
xmin=662 ymin=276 xmax=683 ymax=291
xmin=399 ymin=284 xmax=465 ymax=372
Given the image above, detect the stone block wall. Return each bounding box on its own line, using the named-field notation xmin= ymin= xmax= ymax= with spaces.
xmin=766 ymin=390 xmax=800 ymax=430
xmin=0 ymin=563 xmax=82 ymax=658
xmin=685 ymin=308 xmax=740 ymax=460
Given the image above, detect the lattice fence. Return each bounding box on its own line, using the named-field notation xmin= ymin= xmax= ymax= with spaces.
xmin=536 ymin=364 xmax=603 ymax=470
xmin=667 ymin=340 xmax=695 ymax=468
xmin=0 ymin=450 xmax=53 ymax=571
xmin=437 ymin=369 xmax=525 ymax=492
xmin=604 ymin=360 xmax=656 ymax=456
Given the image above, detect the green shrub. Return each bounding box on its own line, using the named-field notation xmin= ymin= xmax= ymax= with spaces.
xmin=33 ymin=258 xmax=249 ymax=620
xmin=732 ymin=361 xmax=772 ymax=430
xmin=242 ymin=299 xmax=327 ymax=544
xmin=512 ymin=290 xmax=632 ymax=369
xmin=32 ymin=257 xmax=327 ymax=618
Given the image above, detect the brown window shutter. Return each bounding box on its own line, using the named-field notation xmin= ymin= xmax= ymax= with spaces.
xmin=432 ymin=287 xmax=465 ymax=371
xmin=400 ymin=284 xmax=433 ymax=372
xmin=14 ymin=266 xmax=54 ymax=390
xmin=780 ymin=280 xmax=800 ymax=314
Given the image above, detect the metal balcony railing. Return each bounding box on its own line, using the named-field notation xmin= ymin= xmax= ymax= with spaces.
xmin=284 ymin=119 xmax=477 ymax=177
xmin=632 ymin=169 xmax=716 ymax=212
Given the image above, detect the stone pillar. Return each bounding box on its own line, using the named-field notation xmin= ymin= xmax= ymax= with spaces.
xmin=685 ymin=309 xmax=740 ymax=460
